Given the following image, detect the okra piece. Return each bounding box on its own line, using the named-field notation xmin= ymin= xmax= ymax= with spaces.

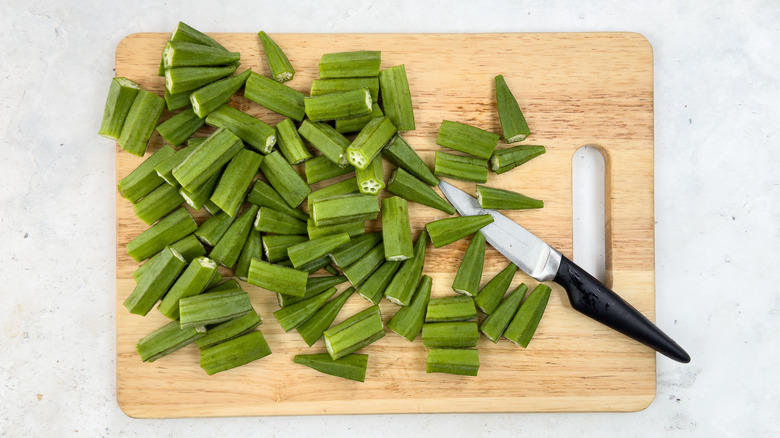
xmin=342 ymin=242 xmax=385 ymax=287
xmin=310 ymin=193 xmax=380 ymax=227
xmin=476 ymin=185 xmax=543 ymax=210
xmin=356 ymin=155 xmax=385 ymax=195
xmin=247 ymin=180 xmax=309 ymax=222
xmin=434 ymin=151 xmax=488 ymax=183
xmin=244 ymin=72 xmax=306 ymax=121
xmin=126 ymin=207 xmax=197 ymax=262
xmin=179 ymin=289 xmax=253 ymax=329
xmin=158 ymin=256 xmax=218 ymax=320
xmin=234 ymin=229 xmax=262 ymax=281
xmin=298 ymin=120 xmax=352 ymax=166
xmin=254 ymin=207 xmax=307 ymax=235
xmin=210 ymin=148 xmax=263 ymax=216
xmin=263 ymin=234 xmax=308 ymax=263
xmin=425 ymin=214 xmax=493 ymax=248
xmin=323 ymin=304 xmax=385 ymax=360
xmin=495 ymin=74 xmax=531 ymax=143
xmin=200 ymin=330 xmax=272 ymax=375
xmin=357 ymin=259 xmax=401 ymax=305
xmin=273 ymin=288 xmax=336 ymax=332
xmin=329 ymin=232 xmax=382 ymax=268
xmin=480 ymin=283 xmax=528 ymax=342
xmin=311 ymin=77 xmax=379 ymax=101
xmin=99 ymin=77 xmax=140 ymax=140
xmin=307 ymin=218 xmax=365 ymax=240
xmin=279 ymin=254 xmax=333 ymax=275
xmin=132 ymin=183 xmax=183 ymax=225
xmin=123 ymin=246 xmax=187 ymax=315
xmin=287 ymin=233 xmax=351 ymax=269
xmin=379 ymin=64 xmax=415 ymax=131
xmin=137 ymin=320 xmax=206 ymax=362
xmin=305 ymin=155 xmax=354 ymax=185
xmin=248 ymin=258 xmax=308 ymax=297
xmin=117 ymin=90 xmax=165 ymax=157
xmin=132 ymin=234 xmax=206 ymax=282
xmin=386 ymin=168 xmax=455 ymax=215
xmin=170 ymin=21 xmax=229 ymax=50
xmin=155 ymin=108 xmax=205 ymax=147
xmin=384 ymin=230 xmax=428 ymax=306
xmin=345 ymin=117 xmax=397 ymax=170
xmin=426 ymin=348 xmax=479 ymax=376
xmin=451 ymin=231 xmax=486 ymax=297
xmin=165 ymin=63 xmax=239 ymax=95
xmin=172 ymin=127 xmax=243 ymax=192
xmin=162 ymin=41 xmax=240 ymax=69
xmin=490 ymin=145 xmax=546 ymax=175
xmin=180 ymin=170 xmax=221 ymax=211
xmin=294 ymin=352 xmax=367 ymax=382
xmin=436 ymin=120 xmax=499 ymax=160
xmin=203 ymin=200 xmax=221 ymax=215
xmin=154 ymin=145 xmax=198 ymax=188
xmin=421 ymin=321 xmax=479 ymax=348
xmin=381 ymin=197 xmax=413 ymax=261
xmin=426 ymin=295 xmax=477 ymax=323
xmin=335 ymin=102 xmax=383 ymax=134
xmin=382 ymin=135 xmax=439 ymax=186
xmin=503 ymin=284 xmax=552 ymax=347
xmin=187 ymin=136 xmax=208 ymax=147
xmin=324 ymin=265 xmax=340 ymax=275
xmin=196 ymin=310 xmax=263 ymax=350
xmin=164 ymin=88 xmax=193 ymax=111
xmin=278 ymin=274 xmax=348 ymax=307
xmin=117 ymin=144 xmax=175 ymax=203
xmin=259 ymin=150 xmax=311 ymax=208
xmin=304 ymin=88 xmax=372 ymax=122
xmin=205 ymin=104 xmax=277 ymax=154
xmin=190 ymin=68 xmax=252 ymax=118
xmin=474 ymin=262 xmax=518 ymax=315
xmin=258 ymin=31 xmax=294 ymax=82
xmin=276 ymin=118 xmax=312 ymax=165
xmin=195 ymin=210 xmax=235 ymax=247
xmin=319 ymin=51 xmax=381 ymax=78
xmin=209 ymin=204 xmax=259 ymax=268
xmin=206 ymin=269 xmax=224 ymax=290
xmin=206 ymin=278 xmax=241 ymax=293
xmin=386 ymin=275 xmax=432 ymax=341
xmin=306 ymin=176 xmax=360 ymax=212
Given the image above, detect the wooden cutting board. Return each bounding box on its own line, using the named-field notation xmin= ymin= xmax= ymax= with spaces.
xmin=115 ymin=32 xmax=656 ymax=417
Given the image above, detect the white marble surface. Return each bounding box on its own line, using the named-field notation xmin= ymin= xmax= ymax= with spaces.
xmin=1 ymin=0 xmax=778 ymax=436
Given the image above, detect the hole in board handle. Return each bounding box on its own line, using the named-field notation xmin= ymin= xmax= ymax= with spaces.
xmin=572 ymin=145 xmax=607 ymax=284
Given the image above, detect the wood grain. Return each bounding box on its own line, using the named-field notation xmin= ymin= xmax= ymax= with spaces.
xmin=115 ymin=32 xmax=655 ymax=417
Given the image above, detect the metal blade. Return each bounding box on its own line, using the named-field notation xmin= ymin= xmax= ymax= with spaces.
xmin=438 ymin=180 xmax=561 ymax=281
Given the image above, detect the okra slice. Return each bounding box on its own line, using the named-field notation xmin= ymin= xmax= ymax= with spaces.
xmin=117 ymin=90 xmax=165 ymax=157
xmin=386 ymin=275 xmax=432 ymax=341
xmin=259 ymin=150 xmax=311 ymax=208
xmin=244 ymin=72 xmax=306 ymax=121
xmin=206 ymin=278 xmax=241 ymax=293
xmin=205 ymin=270 xmax=224 ymax=290
xmin=356 ymin=155 xmax=385 ymax=195
xmin=247 ymin=180 xmax=309 ymax=222
xmin=306 ymin=176 xmax=360 ymax=212
xmin=205 ymin=104 xmax=277 ymax=154
xmin=298 ymin=120 xmax=352 ymax=166
xmin=276 ymin=118 xmax=312 ymax=165
xmin=490 ymin=145 xmax=546 ymax=175
xmin=421 ymin=321 xmax=479 ymax=348
xmin=209 ymin=204 xmax=259 ymax=268
xmin=319 ymin=51 xmax=381 ymax=78
xmin=165 ymin=63 xmax=239 ymax=95
xmin=124 ymin=246 xmax=187 ymax=315
xmin=503 ymin=284 xmax=552 ymax=347
xmin=480 ymin=283 xmax=528 ymax=342
xmin=234 ymin=229 xmax=262 ymax=281
xmin=154 ymin=146 xmax=198 ymax=188
xmin=99 ymin=77 xmax=140 ymax=140
xmin=179 ymin=289 xmax=253 ymax=329
xmin=324 ymin=265 xmax=340 ymax=275
xmin=476 ymin=185 xmax=543 ymax=210
xmin=279 ymin=254 xmax=333 ymax=275
xmin=172 ymin=127 xmax=243 ymax=192
xmin=474 ymin=262 xmax=518 ymax=315
xmin=434 ymin=151 xmax=488 ymax=183
xmin=311 ymin=77 xmax=379 ymax=101
xmin=132 ymin=183 xmax=183 ymax=225
xmin=495 ymin=74 xmax=531 ymax=143
xmin=345 ymin=117 xmax=397 ymax=170
xmin=426 ymin=295 xmax=477 ymax=323
xmin=451 ymin=231 xmax=486 ymax=297
xmin=357 ymin=260 xmax=401 ymax=305
xmin=195 ymin=210 xmax=235 ymax=247
xmin=196 ymin=310 xmax=263 ymax=350
xmin=180 ymin=170 xmax=221 ymax=211
xmin=323 ymin=304 xmax=385 ymax=360
xmin=378 ymin=64 xmax=415 ymax=131
xmin=210 ymin=148 xmax=263 ymax=216
xmin=203 ymin=200 xmax=221 ymax=215
xmin=382 ymin=135 xmax=439 ymax=186
xmin=436 ymin=120 xmax=499 ymax=160
xmin=162 ymin=41 xmax=240 ymax=69
xmin=132 ymin=234 xmax=206 ymax=282
xmin=263 ymin=234 xmax=308 ymax=263
xmin=190 ymin=68 xmax=252 ymax=118
xmin=117 ymin=144 xmax=175 ymax=203
xmin=381 ymin=197 xmax=413 ymax=261
xmin=335 ymin=102 xmax=383 ymax=134
xmin=248 ymin=258 xmax=308 ymax=297
xmin=329 ymin=232 xmax=382 ymax=268
xmin=426 ymin=348 xmax=479 ymax=376
xmin=273 ymin=287 xmax=337 ymax=332
xmin=287 ymin=233 xmax=351 ymax=269
xmin=294 ymin=353 xmax=368 ymax=383
xmin=384 ymin=230 xmax=428 ymax=306
xmin=254 ymin=206 xmax=308 ymax=235
xmin=311 ymin=193 xmax=380 ymax=227
xmin=155 ymin=109 xmax=205 ymax=148
xmin=307 ymin=218 xmax=365 ymax=240
xmin=164 ymin=88 xmax=193 ymax=111
xmin=343 ymin=242 xmax=386 ymax=287
xmin=158 ymin=256 xmax=218 ymax=320
xmin=170 ymin=21 xmax=229 ymax=51
xmin=126 ymin=207 xmax=197 ymax=262
xmin=305 ymin=155 xmax=354 ymax=185
xmin=200 ymin=330 xmax=272 ymax=375
xmin=137 ymin=320 xmax=206 ymax=362
xmin=258 ymin=31 xmax=295 ymax=82
xmin=278 ymin=274 xmax=348 ymax=307
xmin=304 ymin=88 xmax=372 ymax=122
xmin=386 ymin=168 xmax=455 ymax=215
xmin=425 ymin=214 xmax=494 ymax=248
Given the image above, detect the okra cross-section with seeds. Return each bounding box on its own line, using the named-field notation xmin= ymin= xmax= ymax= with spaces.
xmin=355 ymin=156 xmax=385 ymax=195
xmin=346 ymin=117 xmax=397 ymax=170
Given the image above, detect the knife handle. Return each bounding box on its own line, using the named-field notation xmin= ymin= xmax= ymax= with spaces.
xmin=553 ymin=255 xmax=690 ymax=363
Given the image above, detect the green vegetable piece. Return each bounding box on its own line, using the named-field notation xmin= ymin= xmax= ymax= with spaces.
xmin=288 ymin=233 xmax=351 ymax=269
xmin=123 ymin=246 xmax=187 ymax=315
xmin=426 ymin=295 xmax=477 ymax=323
xmin=386 ymin=275 xmax=432 ymax=341
xmin=436 ymin=120 xmax=499 ymax=160
xmin=476 ymin=185 xmax=543 ymax=210
xmin=356 ymin=155 xmax=385 ymax=195
xmin=384 ymin=230 xmax=428 ymax=306
xmin=200 ymin=330 xmax=272 ymax=375
xmin=386 ymin=168 xmax=455 ymax=215
xmin=210 ymin=148 xmax=263 ymax=216
xmin=294 ymin=353 xmax=367 ymax=382
xmin=480 ymin=283 xmax=528 ymax=342
xmin=434 ymin=151 xmax=488 ymax=183
xmin=169 ymin=21 xmax=229 ymax=51
xmin=206 ymin=278 xmax=241 ymax=293
xmin=474 ymin=262 xmax=518 ymax=315
xmin=319 ymin=51 xmax=381 ymax=78
xmin=209 ymin=204 xmax=259 ymax=268
xmin=234 ymin=229 xmax=262 ymax=281
xmin=162 ymin=41 xmax=239 ymax=69
xmin=421 ymin=321 xmax=479 ymax=348
xmin=205 ymin=270 xmax=224 ymax=290
xmin=342 ymin=242 xmax=385 ymax=287
xmin=164 ymin=88 xmax=193 ymax=111
xmin=345 ymin=117 xmax=397 ymax=170
xmin=179 ymin=289 xmax=253 ymax=329
xmin=196 ymin=310 xmax=263 ymax=350
xmin=247 ymin=180 xmax=309 ymax=222
xmin=190 ymin=68 xmax=252 ymax=118
xmin=117 ymin=90 xmax=165 ymax=157
xmin=381 ymin=196 xmax=413 ymax=261
xmin=503 ymin=284 xmax=552 ymax=347
xmin=244 ymin=71 xmax=306 ymax=121
xmin=305 ymin=155 xmax=354 ymax=185
xmin=99 ymin=77 xmax=140 ymax=140
xmin=273 ymin=288 xmax=336 ymax=332
xmin=490 ymin=145 xmax=546 ymax=175
xmin=263 ymin=234 xmax=308 ymax=263
xmin=254 ymin=206 xmax=308 ymax=235
xmin=126 ymin=207 xmax=198 ymax=262
xmin=248 ymin=258 xmax=308 ymax=297
xmin=382 ymin=134 xmax=439 ymax=186
xmin=304 ymin=88 xmax=372 ymax=122
xmin=307 ymin=218 xmax=365 ymax=240
xmin=180 ymin=170 xmax=221 ymax=211
xmin=310 ymin=193 xmax=380 ymax=227
xmin=259 ymin=150 xmax=311 ymax=208
xmin=203 ymin=200 xmax=221 ymax=215
xmin=117 ymin=144 xmax=175 ymax=203
xmin=306 ymin=176 xmax=360 ymax=212
xmin=137 ymin=320 xmax=206 ymax=362
xmin=157 ymin=256 xmax=218 ymax=320
xmin=205 ymin=104 xmax=277 ymax=154
xmin=324 ymin=265 xmax=340 ymax=275
xmin=335 ymin=102 xmax=383 ymax=134
xmin=378 ymin=64 xmax=415 ymax=131
xmin=258 ymin=31 xmax=295 ymax=82
xmin=195 ymin=210 xmax=235 ymax=247
xmin=357 ymin=259 xmax=401 ymax=305
xmin=329 ymin=232 xmax=382 ymax=268
xmin=311 ymin=77 xmax=379 ymax=101
xmin=132 ymin=183 xmax=183 ymax=225
xmin=451 ymin=231 xmax=486 ymax=297
xmin=278 ymin=275 xmax=348 ymax=308
xmin=132 ymin=234 xmax=206 ymax=282
xmin=425 ymin=214 xmax=493 ymax=248
xmin=154 ymin=146 xmax=197 ymax=188
xmin=323 ymin=304 xmax=385 ymax=360
xmin=172 ymin=127 xmax=243 ymax=192
xmin=298 ymin=120 xmax=352 ymax=167
xmin=426 ymin=348 xmax=479 ymax=376
xmin=165 ymin=64 xmax=239 ymax=95
xmin=276 ymin=118 xmax=312 ymax=165
xmin=495 ymin=74 xmax=531 ymax=143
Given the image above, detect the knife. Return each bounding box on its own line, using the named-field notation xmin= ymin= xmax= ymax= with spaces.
xmin=438 ymin=180 xmax=691 ymax=363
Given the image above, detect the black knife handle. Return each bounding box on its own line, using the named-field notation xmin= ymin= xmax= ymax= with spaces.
xmin=553 ymin=255 xmax=690 ymax=363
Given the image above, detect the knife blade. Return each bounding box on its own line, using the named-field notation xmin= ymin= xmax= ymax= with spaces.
xmin=438 ymin=180 xmax=690 ymax=363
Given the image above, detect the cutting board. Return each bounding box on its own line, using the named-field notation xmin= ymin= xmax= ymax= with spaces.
xmin=115 ymin=32 xmax=656 ymax=417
